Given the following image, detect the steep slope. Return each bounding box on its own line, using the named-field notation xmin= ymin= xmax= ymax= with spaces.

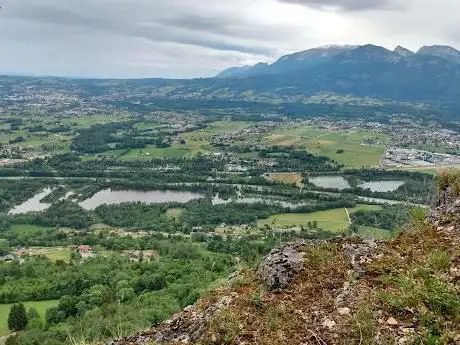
xmin=110 ymin=179 xmax=460 ymax=345
xmin=216 ymin=45 xmax=358 ymax=78
xmin=267 ymin=45 xmax=359 ymax=75
xmin=216 ymin=63 xmax=270 ymax=78
xmin=394 ymin=46 xmax=415 ymax=57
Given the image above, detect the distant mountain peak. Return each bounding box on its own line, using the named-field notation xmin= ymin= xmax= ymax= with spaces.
xmin=342 ymin=44 xmax=401 ymax=62
xmin=394 ymin=45 xmax=415 ymax=57
xmin=417 ymin=45 xmax=460 ymax=63
xmin=317 ymin=44 xmax=360 ymax=50
xmin=280 ymin=44 xmax=358 ymax=61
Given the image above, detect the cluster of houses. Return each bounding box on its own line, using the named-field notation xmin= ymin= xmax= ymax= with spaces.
xmin=0 ymin=244 xmax=157 ymax=263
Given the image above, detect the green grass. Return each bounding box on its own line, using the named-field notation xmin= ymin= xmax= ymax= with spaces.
xmin=44 ymin=248 xmax=72 ymax=262
xmin=10 ymin=224 xmax=53 ymax=235
xmin=60 ymin=114 xmax=132 ymax=128
xmin=119 ymin=145 xmax=191 ymax=160
xmin=356 ymin=225 xmax=395 ymax=240
xmin=103 ymin=137 xmax=216 ymax=160
xmin=166 ymin=208 xmax=184 ymax=220
xmin=0 ymin=300 xmax=59 ymax=336
xmin=133 ymin=122 xmax=159 ymax=130
xmin=258 ymin=205 xmax=382 ymax=233
xmin=206 ymin=121 xmax=251 ymax=133
xmin=21 ymin=247 xmax=72 ymax=263
xmin=265 ymin=125 xmax=388 ymax=168
xmin=182 ymin=121 xmax=252 ymax=140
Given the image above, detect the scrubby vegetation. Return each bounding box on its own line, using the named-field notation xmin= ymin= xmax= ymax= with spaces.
xmin=149 ymin=213 xmax=459 ymax=345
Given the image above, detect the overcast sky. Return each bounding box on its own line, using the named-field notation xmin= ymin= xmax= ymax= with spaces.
xmin=0 ymin=0 xmax=458 ymax=78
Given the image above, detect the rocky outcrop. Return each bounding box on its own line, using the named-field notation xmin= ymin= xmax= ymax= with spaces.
xmin=108 ymin=294 xmax=237 ymax=345
xmin=428 ymin=186 xmax=460 ymax=226
xmin=256 ymin=243 xmax=306 ymax=290
xmin=342 ymin=239 xmax=381 ymax=277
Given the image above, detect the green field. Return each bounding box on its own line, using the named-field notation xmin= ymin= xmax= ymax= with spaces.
xmin=10 ymin=224 xmax=53 ymax=234
xmin=60 ymin=114 xmax=132 ymax=128
xmin=201 ymin=121 xmax=252 ymax=134
xmin=0 ymin=300 xmax=59 ymax=336
xmin=120 ymin=145 xmax=192 ymax=160
xmin=258 ymin=205 xmax=382 ymax=233
xmin=44 ymin=248 xmax=72 ymax=262
xmin=356 ymin=225 xmax=395 ymax=240
xmin=166 ymin=208 xmax=184 ymax=220
xmin=101 ymin=137 xmax=214 ymax=160
xmin=182 ymin=120 xmax=252 ymax=140
xmin=265 ymin=125 xmax=388 ymax=168
xmin=133 ymin=122 xmax=159 ymax=130
xmin=21 ymin=247 xmax=72 ymax=263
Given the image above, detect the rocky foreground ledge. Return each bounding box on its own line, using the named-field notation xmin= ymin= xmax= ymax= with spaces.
xmin=109 ymin=188 xmax=460 ymax=345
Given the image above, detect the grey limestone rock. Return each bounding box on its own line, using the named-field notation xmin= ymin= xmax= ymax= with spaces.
xmin=256 ymin=244 xmax=305 ymax=290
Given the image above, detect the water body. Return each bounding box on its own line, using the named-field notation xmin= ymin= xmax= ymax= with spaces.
xmin=79 ymin=189 xmax=204 ymax=210
xmin=309 ymin=176 xmax=351 ymax=190
xmin=357 ymin=181 xmax=405 ymax=193
xmin=9 ymin=188 xmax=53 ymax=215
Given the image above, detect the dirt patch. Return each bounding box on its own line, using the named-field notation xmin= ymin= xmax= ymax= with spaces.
xmin=265 ymin=173 xmax=303 ymax=187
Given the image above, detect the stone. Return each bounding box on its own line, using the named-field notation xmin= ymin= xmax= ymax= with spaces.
xmin=387 ymin=317 xmax=399 ymax=326
xmin=256 ymin=244 xmax=305 ymax=290
xmin=342 ymin=239 xmax=380 ymax=277
xmin=322 ymin=318 xmax=336 ymax=329
xmin=337 ymin=307 xmax=351 ymax=315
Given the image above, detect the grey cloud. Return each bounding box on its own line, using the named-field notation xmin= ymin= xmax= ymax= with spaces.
xmin=0 ymin=0 xmax=280 ymax=77
xmin=5 ymin=1 xmax=274 ymax=55
xmin=0 ymin=0 xmax=458 ymax=78
xmin=278 ymin=0 xmax=403 ymax=11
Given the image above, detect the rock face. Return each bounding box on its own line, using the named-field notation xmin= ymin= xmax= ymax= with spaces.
xmin=428 ymin=186 xmax=460 ymax=225
xmin=342 ymin=239 xmax=380 ymax=277
xmin=427 ymin=186 xmax=460 ymax=243
xmin=108 ymin=295 xmax=236 ymax=345
xmin=256 ymin=243 xmax=306 ymax=290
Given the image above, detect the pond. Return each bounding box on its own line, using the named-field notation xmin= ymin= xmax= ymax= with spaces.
xmin=9 ymin=188 xmax=53 ymax=215
xmin=79 ymin=189 xmax=204 ymax=210
xmin=308 ymin=176 xmax=351 ymax=190
xmin=357 ymin=181 xmax=405 ymax=192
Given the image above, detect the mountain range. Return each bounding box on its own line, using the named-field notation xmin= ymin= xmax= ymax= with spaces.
xmin=216 ymin=44 xmax=460 ymax=78
xmin=188 ymin=43 xmax=460 ymax=118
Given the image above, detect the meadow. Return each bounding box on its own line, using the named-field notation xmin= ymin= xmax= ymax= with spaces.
xmin=16 ymin=247 xmax=72 ymax=263
xmin=265 ymin=125 xmax=388 ymax=168
xmin=258 ymin=204 xmax=382 ymax=233
xmin=10 ymin=224 xmax=53 ymax=234
xmin=0 ymin=300 xmax=59 ymax=336
xmin=356 ymin=225 xmax=394 ymax=240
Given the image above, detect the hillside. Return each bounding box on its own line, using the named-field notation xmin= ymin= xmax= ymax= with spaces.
xmin=109 ymin=177 xmax=460 ymax=345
